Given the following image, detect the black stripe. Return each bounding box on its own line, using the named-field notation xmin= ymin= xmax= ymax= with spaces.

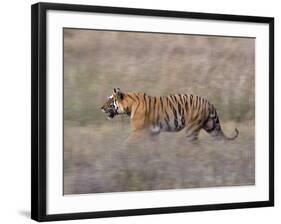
xmin=155 ymin=97 xmax=160 ymax=124
xmin=199 ymin=96 xmax=203 ymax=108
xmin=174 ymin=119 xmax=178 ymax=128
xmin=153 ymin=97 xmax=157 ymax=125
xmin=181 ymin=115 xmax=185 ymax=126
xmin=185 ymin=98 xmax=189 ymax=110
xmin=181 ymin=94 xmax=186 ymax=103
xmin=168 ymin=96 xmax=174 ymax=104
xmin=126 ymin=94 xmax=135 ymax=101
xmin=193 ymin=98 xmax=196 ymax=109
xmin=143 ymin=94 xmax=147 ymax=109
xmin=214 ymin=115 xmax=220 ymax=124
xmin=135 ymin=99 xmax=140 ymax=114
xmin=196 ymin=96 xmax=199 ymax=108
xmin=182 ymin=107 xmax=185 ymax=116
xmin=179 ymin=94 xmax=184 ymax=105
xmin=168 ymin=97 xmax=174 ymax=108
xmin=178 ymin=102 xmax=182 ymax=115
xmin=166 ymin=97 xmax=169 ymax=108
xmin=134 ymin=93 xmax=140 ymax=102
xmin=170 ymin=95 xmax=175 ymax=103
xmin=181 ymin=107 xmax=185 ymax=120
xmin=165 ymin=118 xmax=171 ymax=131
xmin=165 ymin=110 xmax=170 ymax=121
xmin=172 ymin=105 xmax=178 ymax=120
xmin=148 ymin=96 xmax=151 ymax=113
xmin=160 ymin=96 xmax=163 ymax=112
xmin=125 ymin=107 xmax=131 ymax=116
xmin=184 ymin=94 xmax=188 ymax=99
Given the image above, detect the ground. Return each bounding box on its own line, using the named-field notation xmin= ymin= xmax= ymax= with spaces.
xmin=64 ymin=121 xmax=254 ymax=194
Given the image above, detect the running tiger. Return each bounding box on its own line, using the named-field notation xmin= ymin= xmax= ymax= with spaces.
xmin=101 ymin=88 xmax=238 ymax=143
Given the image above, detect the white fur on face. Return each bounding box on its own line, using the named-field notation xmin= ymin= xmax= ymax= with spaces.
xmin=114 ymin=100 xmax=124 ymax=114
xmin=113 ymin=100 xmax=117 ymax=109
xmin=107 ymin=95 xmax=120 ymax=112
xmin=106 ymin=95 xmax=118 ymax=110
xmin=107 ymin=94 xmax=123 ymax=113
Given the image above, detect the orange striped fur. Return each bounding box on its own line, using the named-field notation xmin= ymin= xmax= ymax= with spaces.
xmin=101 ymin=88 xmax=238 ymax=143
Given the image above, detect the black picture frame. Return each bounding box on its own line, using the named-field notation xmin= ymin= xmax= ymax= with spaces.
xmin=31 ymin=2 xmax=274 ymax=222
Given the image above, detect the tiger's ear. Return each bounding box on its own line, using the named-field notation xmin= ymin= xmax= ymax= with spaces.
xmin=114 ymin=88 xmax=124 ymax=100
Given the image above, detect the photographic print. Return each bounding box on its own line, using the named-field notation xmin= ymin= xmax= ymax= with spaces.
xmin=63 ymin=29 xmax=255 ymax=195
xmin=31 ymin=3 xmax=273 ymax=221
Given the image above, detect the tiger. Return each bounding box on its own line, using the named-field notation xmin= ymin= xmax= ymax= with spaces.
xmin=101 ymin=88 xmax=238 ymax=143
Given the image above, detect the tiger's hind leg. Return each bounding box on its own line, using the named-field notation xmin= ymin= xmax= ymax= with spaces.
xmin=185 ymin=124 xmax=202 ymax=141
xmin=203 ymin=117 xmax=224 ymax=140
xmin=186 ymin=131 xmax=200 ymax=141
xmin=203 ymin=116 xmax=238 ymax=141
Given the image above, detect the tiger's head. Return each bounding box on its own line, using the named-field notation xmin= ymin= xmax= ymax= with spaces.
xmin=101 ymin=88 xmax=126 ymax=119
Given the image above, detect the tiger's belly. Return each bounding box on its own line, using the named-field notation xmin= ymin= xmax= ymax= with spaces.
xmin=150 ymin=118 xmax=186 ymax=133
xmin=161 ymin=122 xmax=185 ymax=132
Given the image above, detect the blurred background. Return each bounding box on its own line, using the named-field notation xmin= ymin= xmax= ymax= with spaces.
xmin=63 ymin=28 xmax=255 ymax=194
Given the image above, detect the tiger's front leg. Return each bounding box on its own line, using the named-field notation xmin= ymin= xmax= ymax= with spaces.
xmin=125 ymin=129 xmax=149 ymax=144
xmin=125 ymin=110 xmax=148 ymax=144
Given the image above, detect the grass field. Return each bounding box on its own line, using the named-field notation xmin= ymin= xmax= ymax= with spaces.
xmin=64 ymin=120 xmax=255 ymax=194
xmin=63 ymin=29 xmax=255 ymax=194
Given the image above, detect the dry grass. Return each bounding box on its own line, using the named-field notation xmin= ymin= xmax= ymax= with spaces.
xmin=64 ymin=121 xmax=254 ymax=194
xmin=63 ymin=29 xmax=255 ymax=194
xmin=64 ymin=29 xmax=255 ymax=125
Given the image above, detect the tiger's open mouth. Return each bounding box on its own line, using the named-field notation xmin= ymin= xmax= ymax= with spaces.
xmin=102 ymin=108 xmax=118 ymax=119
